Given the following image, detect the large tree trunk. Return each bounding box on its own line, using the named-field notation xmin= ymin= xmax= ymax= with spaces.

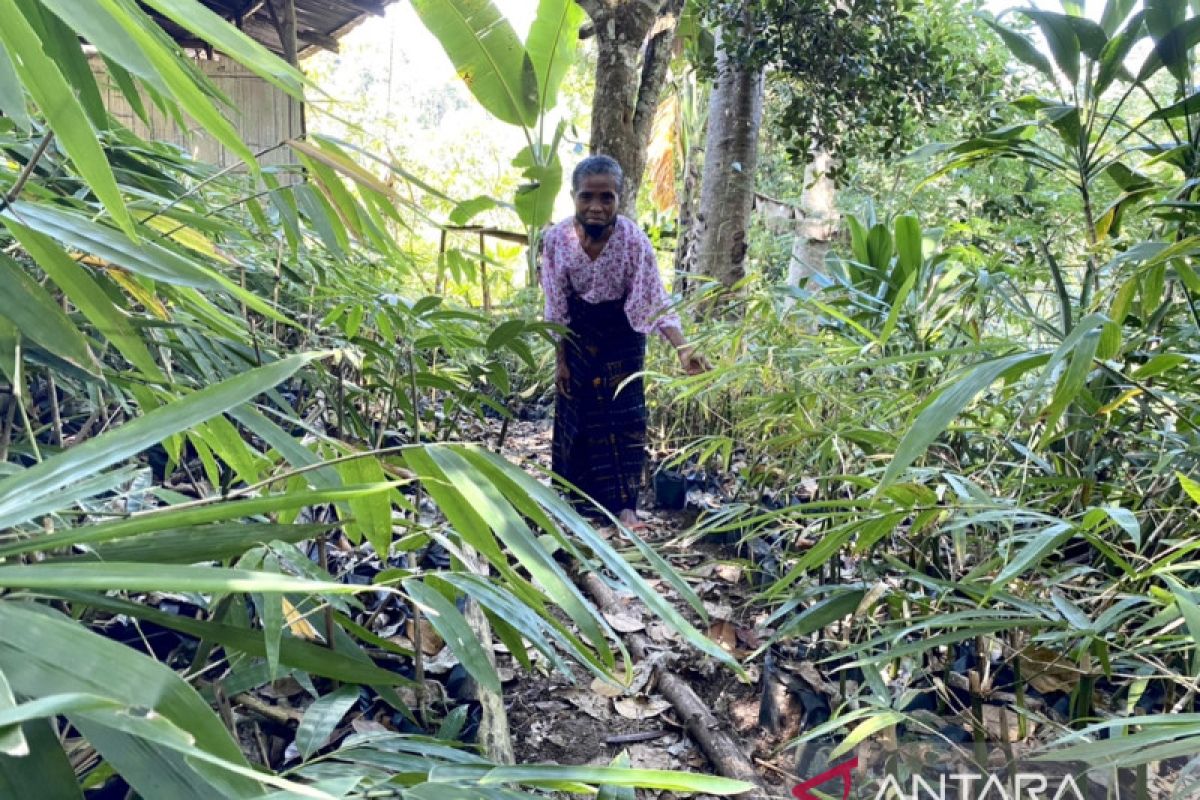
xmin=578 ymin=0 xmax=684 ymax=217
xmin=694 ymin=7 xmax=764 ymax=289
xmin=787 ymin=149 xmax=838 ymax=292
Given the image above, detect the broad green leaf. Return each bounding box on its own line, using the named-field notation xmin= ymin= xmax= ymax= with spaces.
xmin=892 ymin=214 xmax=922 ymax=287
xmin=0 ymin=354 xmax=315 ymax=529
xmin=2 ymin=201 xmax=288 ymax=325
xmin=1100 ymin=0 xmax=1138 ymax=35
xmin=0 ymin=718 xmax=81 ymax=799
xmin=66 ymin=523 xmax=332 ymax=564
xmin=5 ymin=220 xmax=164 ymax=381
xmin=990 ymin=522 xmax=1075 ymax=592
xmin=881 ymin=351 xmax=1044 ymax=487
xmin=0 ymin=603 xmax=259 ymax=796
xmin=1137 ymin=14 xmax=1200 ymax=83
xmin=1017 ymin=10 xmax=1083 ymax=84
xmin=0 ymin=562 xmax=359 ymax=594
xmin=830 ymin=711 xmax=906 ymax=759
xmin=0 ymin=483 xmax=396 ymax=560
xmin=0 ymin=252 xmax=99 ymax=377
xmin=336 ymin=455 xmax=393 ymax=555
xmin=865 ymin=223 xmax=893 ymax=271
xmin=0 ymin=670 xmax=26 ymax=756
xmin=411 ymin=0 xmax=539 ymax=127
xmin=449 ymin=195 xmax=501 ymax=225
xmin=296 ymin=685 xmax=361 ymax=761
xmin=58 ymin=590 xmax=411 ymax=687
xmin=1039 ymin=327 xmax=1099 ymax=442
xmin=513 ymin=146 xmax=562 ymax=228
xmin=1179 ymin=472 xmax=1200 ymax=504
xmin=404 ymin=578 xmax=502 ymax=694
xmin=775 ymin=589 xmax=867 ymax=640
xmin=984 ymin=20 xmax=1058 ymax=85
xmin=0 ymin=0 xmax=132 ymax=234
xmin=526 ymin=0 xmax=585 ymax=115
xmin=0 ymin=42 xmax=29 ymax=131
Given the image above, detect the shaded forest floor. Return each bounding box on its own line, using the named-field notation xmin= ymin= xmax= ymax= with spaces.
xmin=495 ymin=416 xmax=796 ymax=798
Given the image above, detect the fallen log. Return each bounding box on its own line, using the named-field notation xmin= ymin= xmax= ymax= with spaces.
xmin=580 ymin=572 xmax=768 ymax=798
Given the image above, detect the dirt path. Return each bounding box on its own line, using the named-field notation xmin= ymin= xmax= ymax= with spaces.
xmin=495 ymin=416 xmax=796 ymax=798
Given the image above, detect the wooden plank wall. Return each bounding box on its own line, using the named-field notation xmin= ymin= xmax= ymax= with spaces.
xmin=90 ymin=55 xmax=301 ymax=168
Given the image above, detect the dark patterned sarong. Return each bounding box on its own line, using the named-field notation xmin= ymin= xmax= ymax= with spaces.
xmin=552 ymin=292 xmax=646 ymax=516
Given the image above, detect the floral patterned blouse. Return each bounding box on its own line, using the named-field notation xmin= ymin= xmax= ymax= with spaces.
xmin=539 ymin=215 xmax=681 ymax=340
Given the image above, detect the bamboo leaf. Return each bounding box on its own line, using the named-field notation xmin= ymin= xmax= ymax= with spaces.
xmin=0 ymin=602 xmax=259 ymax=797
xmin=65 ymin=523 xmax=333 ymax=564
xmin=1180 ymin=472 xmax=1200 ymax=504
xmin=0 ymin=353 xmax=315 ymax=529
xmin=991 ymin=522 xmax=1075 ymax=593
xmin=336 ymin=455 xmax=393 ymax=555
xmin=4 ymin=220 xmax=164 ymax=381
xmin=0 ymin=0 xmax=132 ymax=234
xmin=295 ymin=685 xmax=361 ymax=761
xmin=881 ymin=351 xmax=1044 ymax=487
xmin=57 ymin=590 xmax=411 ymax=687
xmin=0 ymin=42 xmax=29 ymax=131
xmin=0 ymin=562 xmax=359 ymax=594
xmin=404 ymin=578 xmax=502 ymax=694
xmin=2 ymin=201 xmax=288 ymax=325
xmin=0 ymin=252 xmax=100 ymax=378
xmin=0 ymin=718 xmax=82 ymax=799
xmin=0 ymin=670 xmax=27 ymax=757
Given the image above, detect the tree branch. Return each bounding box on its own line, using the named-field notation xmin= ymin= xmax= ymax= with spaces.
xmin=631 ymin=0 xmax=683 ymax=152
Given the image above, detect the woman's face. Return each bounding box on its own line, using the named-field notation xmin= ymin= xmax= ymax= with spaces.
xmin=573 ymin=173 xmax=620 ymax=235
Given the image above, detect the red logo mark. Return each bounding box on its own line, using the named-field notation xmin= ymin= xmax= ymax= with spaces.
xmin=792 ymin=756 xmax=857 ymax=800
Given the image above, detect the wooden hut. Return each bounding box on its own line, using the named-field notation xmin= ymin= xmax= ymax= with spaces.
xmin=94 ymin=0 xmax=399 ymax=166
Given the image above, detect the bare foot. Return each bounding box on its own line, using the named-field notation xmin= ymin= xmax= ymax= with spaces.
xmin=618 ymin=508 xmax=647 ymax=531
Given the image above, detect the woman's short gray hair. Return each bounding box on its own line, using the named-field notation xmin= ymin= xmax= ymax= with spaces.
xmin=572 ymin=155 xmax=625 ymax=195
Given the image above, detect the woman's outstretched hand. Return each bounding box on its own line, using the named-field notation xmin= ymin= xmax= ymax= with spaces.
xmin=677 ymin=345 xmax=710 ymax=376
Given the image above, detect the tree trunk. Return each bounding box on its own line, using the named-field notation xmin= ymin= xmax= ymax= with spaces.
xmin=787 ymin=149 xmax=838 ymax=293
xmin=694 ymin=7 xmax=764 ymax=289
xmin=674 ymin=141 xmax=702 ymax=295
xmin=579 ymin=0 xmax=684 ymax=217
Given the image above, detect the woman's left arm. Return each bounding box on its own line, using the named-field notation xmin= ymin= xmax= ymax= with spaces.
xmin=625 ymin=238 xmax=709 ymax=375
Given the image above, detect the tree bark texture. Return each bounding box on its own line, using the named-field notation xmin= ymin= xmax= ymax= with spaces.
xmin=787 ymin=149 xmax=838 ymax=292
xmin=674 ymin=142 xmax=702 ymax=295
xmin=578 ymin=0 xmax=684 ymax=217
xmin=695 ymin=8 xmax=764 ymax=289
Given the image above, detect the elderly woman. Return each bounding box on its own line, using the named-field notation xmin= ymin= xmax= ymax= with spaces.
xmin=540 ymin=155 xmax=707 ymax=529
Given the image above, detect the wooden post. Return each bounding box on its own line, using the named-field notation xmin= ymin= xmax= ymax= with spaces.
xmin=479 ymin=232 xmax=490 ymax=313
xmin=266 ymin=0 xmax=304 ymax=135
